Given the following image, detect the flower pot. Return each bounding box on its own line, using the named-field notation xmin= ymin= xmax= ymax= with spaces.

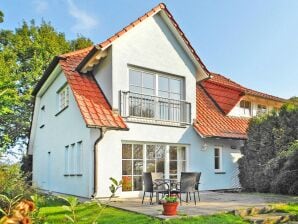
xmin=162 ymin=202 xmax=178 ymax=216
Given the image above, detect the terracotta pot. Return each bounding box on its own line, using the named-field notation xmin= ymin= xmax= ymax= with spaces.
xmin=162 ymin=202 xmax=178 ymax=216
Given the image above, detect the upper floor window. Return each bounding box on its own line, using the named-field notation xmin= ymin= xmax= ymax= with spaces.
xmin=129 ymin=69 xmax=183 ymax=100
xmin=240 ymin=100 xmax=251 ymax=116
xmin=123 ymin=68 xmax=190 ymax=124
xmin=58 ymin=85 xmax=69 ymax=111
xmin=257 ymin=104 xmax=267 ymax=115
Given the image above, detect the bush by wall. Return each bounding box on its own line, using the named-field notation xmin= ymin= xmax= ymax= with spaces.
xmin=238 ymin=103 xmax=298 ymax=195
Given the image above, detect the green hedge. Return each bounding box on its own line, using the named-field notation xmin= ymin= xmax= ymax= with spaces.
xmin=238 ymin=103 xmax=298 ymax=195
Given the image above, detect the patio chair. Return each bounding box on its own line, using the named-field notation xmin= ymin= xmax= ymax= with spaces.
xmin=171 ymin=172 xmax=197 ymax=205
xmin=195 ymin=172 xmax=201 ymax=201
xmin=142 ymin=172 xmax=169 ymax=205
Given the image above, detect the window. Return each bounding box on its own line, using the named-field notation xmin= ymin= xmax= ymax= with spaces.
xmin=122 ymin=142 xmax=186 ymax=192
xmin=128 ymin=68 xmax=185 ymax=122
xmin=169 ymin=146 xmax=186 ymax=180
xmin=64 ymin=141 xmax=83 ymax=176
xmin=122 ymin=144 xmax=144 ymax=191
xmin=58 ymin=85 xmax=69 ymax=111
xmin=257 ymin=104 xmax=267 ymax=115
xmin=239 ymin=100 xmax=251 ymax=116
xmin=214 ymin=147 xmax=222 ymax=171
xmin=64 ymin=146 xmax=69 ymax=174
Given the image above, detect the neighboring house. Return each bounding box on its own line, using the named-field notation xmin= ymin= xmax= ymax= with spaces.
xmin=28 ymin=3 xmax=285 ymax=198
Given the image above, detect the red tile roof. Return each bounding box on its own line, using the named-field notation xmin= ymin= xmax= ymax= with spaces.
xmin=79 ymin=3 xmax=210 ymax=77
xmin=201 ymin=80 xmax=244 ymax=114
xmin=59 ymin=48 xmax=127 ymax=130
xmin=194 ymin=84 xmax=249 ymax=139
xmin=209 ymin=73 xmax=286 ymax=102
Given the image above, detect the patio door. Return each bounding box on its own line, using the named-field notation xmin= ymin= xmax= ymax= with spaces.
xmin=122 ymin=143 xmax=186 ymax=192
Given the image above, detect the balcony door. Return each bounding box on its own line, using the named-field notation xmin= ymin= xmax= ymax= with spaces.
xmin=122 ymin=142 xmax=186 ymax=192
xmin=128 ymin=68 xmax=184 ymax=122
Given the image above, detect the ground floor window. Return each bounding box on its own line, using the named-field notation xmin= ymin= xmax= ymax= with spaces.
xmin=122 ymin=142 xmax=186 ymax=192
xmin=214 ymin=147 xmax=222 ymax=171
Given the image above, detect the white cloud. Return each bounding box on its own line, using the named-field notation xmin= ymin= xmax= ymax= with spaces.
xmin=67 ymin=0 xmax=98 ymax=34
xmin=33 ymin=0 xmax=49 ymax=13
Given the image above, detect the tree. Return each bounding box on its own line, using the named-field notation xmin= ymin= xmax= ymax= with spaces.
xmin=0 ymin=20 xmax=93 ymax=154
xmin=0 ymin=10 xmax=4 ymax=23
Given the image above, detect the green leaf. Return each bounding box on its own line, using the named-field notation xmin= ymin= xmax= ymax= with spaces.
xmin=109 ymin=177 xmax=118 ymax=186
xmin=61 ymin=205 xmax=72 ymax=212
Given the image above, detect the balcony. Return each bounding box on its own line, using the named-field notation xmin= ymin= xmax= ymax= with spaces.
xmin=120 ymin=91 xmax=191 ymax=126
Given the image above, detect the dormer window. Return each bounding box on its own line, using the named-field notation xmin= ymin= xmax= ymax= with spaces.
xmin=257 ymin=104 xmax=267 ymax=115
xmin=240 ymin=100 xmax=251 ymax=116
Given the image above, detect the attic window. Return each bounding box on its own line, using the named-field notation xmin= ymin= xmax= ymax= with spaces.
xmin=240 ymin=100 xmax=251 ymax=116
xmin=257 ymin=104 xmax=267 ymax=115
xmin=58 ymin=85 xmax=69 ymax=111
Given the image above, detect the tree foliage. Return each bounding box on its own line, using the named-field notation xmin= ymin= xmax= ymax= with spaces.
xmin=238 ymin=103 xmax=298 ymax=194
xmin=0 ymin=20 xmax=93 ymax=154
xmin=0 ymin=10 xmax=3 ymax=23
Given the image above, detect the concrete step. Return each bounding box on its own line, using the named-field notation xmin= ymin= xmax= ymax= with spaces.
xmin=243 ymin=212 xmax=297 ymax=224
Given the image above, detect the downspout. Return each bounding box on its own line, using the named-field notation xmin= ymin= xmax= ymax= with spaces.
xmin=92 ymin=127 xmax=106 ymax=198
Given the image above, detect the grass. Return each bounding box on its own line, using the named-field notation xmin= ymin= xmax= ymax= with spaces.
xmin=38 ymin=201 xmax=248 ymax=224
xmin=272 ymin=203 xmax=298 ymax=215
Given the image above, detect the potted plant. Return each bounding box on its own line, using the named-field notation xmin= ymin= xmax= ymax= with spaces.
xmin=160 ymin=195 xmax=179 ymax=216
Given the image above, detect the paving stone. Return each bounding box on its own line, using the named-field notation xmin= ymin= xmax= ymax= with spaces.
xmin=244 ymin=213 xmax=296 ymax=224
xmin=107 ymin=191 xmax=298 ymax=219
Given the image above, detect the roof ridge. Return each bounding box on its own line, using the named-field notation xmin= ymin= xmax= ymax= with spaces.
xmin=97 ymin=3 xmax=165 ymax=49
xmin=210 ymin=72 xmax=286 ymax=102
xmin=60 ymin=46 xmax=94 ymax=58
xmin=81 ymin=2 xmax=210 ymax=76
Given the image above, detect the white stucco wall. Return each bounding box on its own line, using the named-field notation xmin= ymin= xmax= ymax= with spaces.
xmin=228 ymin=100 xmax=274 ymax=117
xmin=110 ymin=13 xmax=197 ymax=117
xmin=32 ymin=70 xmax=95 ymax=198
xmin=93 ymin=48 xmax=113 ymax=106
xmin=96 ymin=123 xmax=242 ymax=197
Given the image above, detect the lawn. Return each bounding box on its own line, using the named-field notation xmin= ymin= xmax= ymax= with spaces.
xmin=272 ymin=203 xmax=298 ymax=215
xmin=38 ymin=201 xmax=248 ymax=224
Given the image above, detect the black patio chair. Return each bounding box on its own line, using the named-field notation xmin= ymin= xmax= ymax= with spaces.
xmin=142 ymin=172 xmax=169 ymax=205
xmin=195 ymin=172 xmax=201 ymax=201
xmin=171 ymin=172 xmax=197 ymax=205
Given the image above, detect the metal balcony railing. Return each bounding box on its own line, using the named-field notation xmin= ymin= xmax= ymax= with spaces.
xmin=120 ymin=91 xmax=191 ymax=126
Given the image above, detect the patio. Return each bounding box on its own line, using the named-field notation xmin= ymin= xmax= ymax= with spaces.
xmin=108 ymin=191 xmax=298 ymax=219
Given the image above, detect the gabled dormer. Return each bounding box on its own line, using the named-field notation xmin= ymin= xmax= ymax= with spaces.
xmin=194 ymin=73 xmax=285 ymax=139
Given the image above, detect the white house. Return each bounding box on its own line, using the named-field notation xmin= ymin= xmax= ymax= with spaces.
xmin=28 ymin=3 xmax=285 ymax=198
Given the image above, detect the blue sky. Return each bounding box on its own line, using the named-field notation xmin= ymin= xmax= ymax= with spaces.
xmin=1 ymin=0 xmax=297 ymax=99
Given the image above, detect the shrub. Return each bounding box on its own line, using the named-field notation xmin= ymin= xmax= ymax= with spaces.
xmin=289 ymin=181 xmax=298 ymax=195
xmin=0 ymin=164 xmax=33 ymax=209
xmin=238 ymin=104 xmax=298 ymax=195
xmin=270 ymin=170 xmax=298 ymax=194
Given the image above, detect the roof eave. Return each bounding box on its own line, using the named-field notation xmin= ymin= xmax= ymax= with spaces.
xmin=76 ymin=46 xmax=99 ymax=72
xmin=32 ymin=56 xmax=62 ymax=96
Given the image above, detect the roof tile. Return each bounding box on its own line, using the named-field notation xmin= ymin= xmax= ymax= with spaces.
xmin=59 ymin=49 xmax=127 ymax=130
xmin=194 ymin=84 xmax=249 ymax=139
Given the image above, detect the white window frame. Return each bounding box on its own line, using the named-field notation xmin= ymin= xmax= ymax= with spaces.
xmin=64 ymin=141 xmax=83 ymax=176
xmin=214 ymin=147 xmax=223 ymax=172
xmin=64 ymin=146 xmax=69 ymax=175
xmin=129 ymin=68 xmax=184 ymax=99
xmin=239 ymin=100 xmax=251 ymax=116
xmin=257 ymin=104 xmax=267 ymax=115
xmin=57 ymin=85 xmax=69 ymax=112
xmin=121 ymin=141 xmax=188 ymax=192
